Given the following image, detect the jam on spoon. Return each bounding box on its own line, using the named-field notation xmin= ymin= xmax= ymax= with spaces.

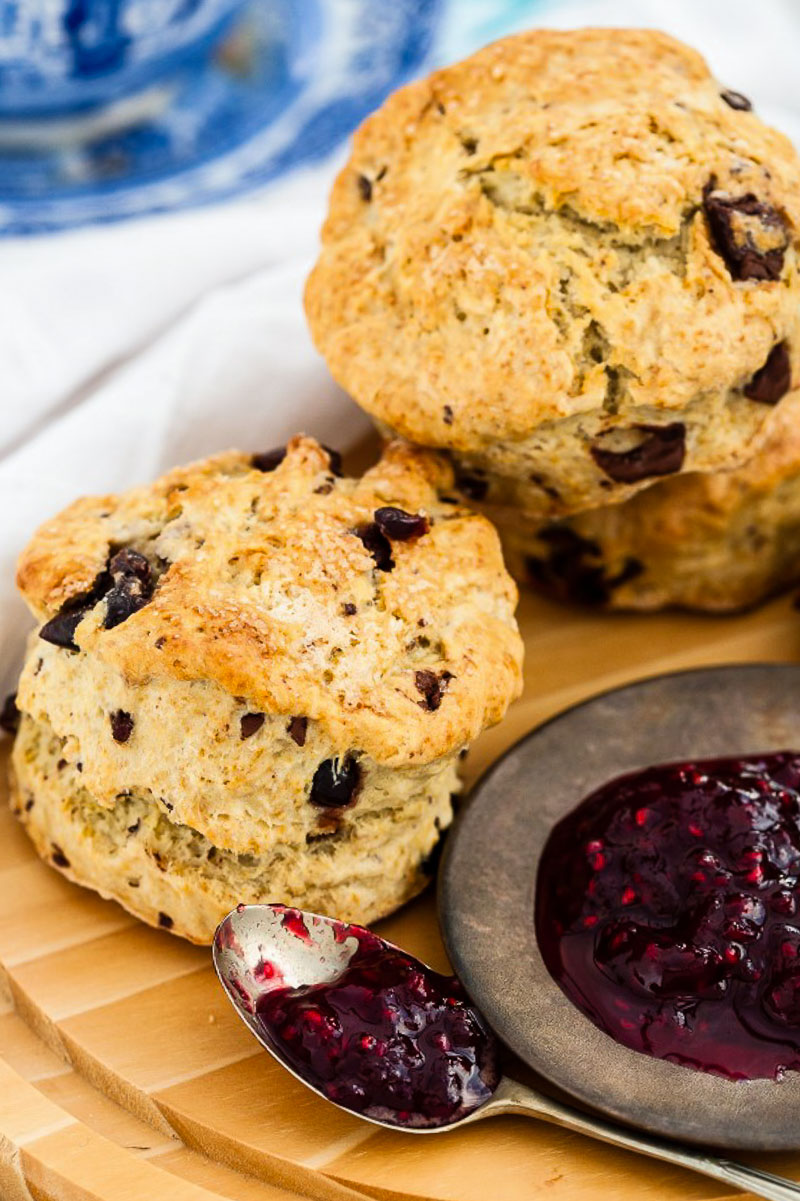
xmin=536 ymin=751 xmax=800 ymax=1082
xmin=230 ymin=906 xmax=498 ymax=1128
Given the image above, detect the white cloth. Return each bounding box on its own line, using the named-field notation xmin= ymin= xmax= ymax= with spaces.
xmin=2 ymin=0 xmax=800 ymax=693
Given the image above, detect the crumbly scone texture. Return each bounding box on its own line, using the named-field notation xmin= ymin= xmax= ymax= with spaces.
xmin=11 ymin=714 xmax=456 ymax=943
xmin=493 ymin=389 xmax=800 ymax=612
xmin=11 ymin=435 xmax=523 ymax=939
xmin=305 ymin=28 xmax=800 ymax=517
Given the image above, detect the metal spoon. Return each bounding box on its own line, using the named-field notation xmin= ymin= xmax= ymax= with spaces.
xmin=213 ymin=902 xmax=800 ymax=1201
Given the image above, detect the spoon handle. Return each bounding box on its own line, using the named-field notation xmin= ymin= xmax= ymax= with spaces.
xmin=482 ymin=1078 xmax=800 ymax=1200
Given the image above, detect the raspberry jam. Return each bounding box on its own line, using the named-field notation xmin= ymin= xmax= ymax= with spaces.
xmin=536 ymin=752 xmax=800 ymax=1081
xmin=253 ymin=919 xmax=498 ymax=1128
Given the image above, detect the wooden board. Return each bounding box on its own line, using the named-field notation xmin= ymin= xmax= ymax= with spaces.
xmin=3 ymin=584 xmax=800 ymax=1200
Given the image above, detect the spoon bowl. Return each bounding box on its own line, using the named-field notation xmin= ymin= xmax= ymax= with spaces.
xmin=213 ymin=902 xmax=500 ymax=1130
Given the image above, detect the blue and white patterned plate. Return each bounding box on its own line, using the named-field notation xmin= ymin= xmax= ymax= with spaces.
xmin=0 ymin=0 xmax=441 ymax=236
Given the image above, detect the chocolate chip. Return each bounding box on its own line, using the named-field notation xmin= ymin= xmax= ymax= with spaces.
xmin=321 ymin=445 xmax=343 ymax=476
xmin=252 ymin=447 xmax=286 ymax=472
xmin=24 ymin=798 xmax=34 ymax=811
xmin=342 ymin=602 xmax=357 ymax=616
xmin=744 ymin=342 xmax=791 ymax=404
xmin=414 ymin=669 xmax=453 ymax=711
xmin=0 ymin=692 xmax=20 ymax=736
xmin=721 ymin=89 xmax=752 ymax=111
xmin=110 ymin=548 xmax=150 ymax=582
xmin=526 ymin=525 xmax=644 ymax=606
xmin=39 ymin=563 xmax=116 ymax=650
xmin=357 ymin=174 xmax=372 ymax=202
xmin=110 ymin=710 xmax=134 ymax=743
xmin=104 ymin=549 xmax=154 ymax=630
xmin=591 ymin=424 xmax=686 ymax=483
xmin=310 ymin=757 xmax=362 ymax=808
xmin=39 ymin=608 xmax=89 ymax=650
xmin=454 ymin=468 xmax=488 ymax=501
xmin=288 ymin=716 xmax=307 ymax=747
xmin=353 ymin=523 xmax=394 ymax=571
xmin=703 ymin=185 xmax=788 ymax=281
xmin=56 ymin=759 xmax=66 ymax=771
xmin=374 ymin=506 xmax=430 ymax=541
xmin=240 ymin=712 xmax=265 ymax=739
xmin=127 ymin=820 xmax=140 ymax=834
xmin=443 ymin=405 xmax=454 ymax=425
xmin=158 ymin=912 xmax=174 ymax=929
xmin=51 ymin=844 xmax=70 ymax=868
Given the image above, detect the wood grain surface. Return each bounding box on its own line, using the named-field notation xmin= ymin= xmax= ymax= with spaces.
xmin=2 ymin=583 xmax=800 ymax=1200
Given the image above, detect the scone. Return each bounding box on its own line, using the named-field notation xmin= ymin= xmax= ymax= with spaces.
xmin=9 ymin=436 xmax=522 ymax=942
xmin=493 ymin=388 xmax=800 ymax=612
xmin=305 ymin=28 xmax=800 ymax=519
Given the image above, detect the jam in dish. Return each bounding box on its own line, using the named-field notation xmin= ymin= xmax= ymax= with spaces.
xmin=254 ymin=917 xmax=498 ymax=1127
xmin=536 ymin=752 xmax=800 ymax=1080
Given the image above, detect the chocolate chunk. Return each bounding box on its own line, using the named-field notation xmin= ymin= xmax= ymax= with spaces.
xmin=252 ymin=447 xmax=287 ymax=472
xmin=591 ymin=424 xmax=686 ymax=483
xmin=104 ymin=549 xmax=154 ymax=630
xmin=51 ymin=844 xmax=70 ymax=868
xmin=0 ymin=692 xmax=20 ymax=735
xmin=414 ymin=669 xmax=453 ymax=711
xmin=720 ymin=89 xmax=752 ymax=111
xmin=527 ymin=525 xmax=644 ymax=607
xmin=374 ymin=506 xmax=430 ymax=541
xmin=357 ymin=173 xmax=372 ymax=202
xmin=443 ymin=405 xmax=454 ymax=425
xmin=321 ymin=445 xmax=343 ymax=477
xmin=454 ymin=468 xmax=488 ymax=501
xmin=158 ymin=912 xmax=174 ymax=929
xmin=110 ymin=548 xmax=150 ymax=582
xmin=39 ymin=608 xmax=89 ymax=651
xmin=704 ymin=185 xmax=788 ymax=281
xmin=110 ymin=710 xmax=134 ymax=743
xmin=39 ymin=562 xmax=116 ymax=650
xmin=288 ymin=716 xmax=308 ymax=747
xmin=310 ymin=757 xmax=362 ymax=808
xmin=240 ymin=712 xmax=265 ymax=739
xmin=342 ymin=602 xmax=357 ymax=616
xmin=353 ymin=523 xmax=394 ymax=571
xmin=744 ymin=342 xmax=791 ymax=405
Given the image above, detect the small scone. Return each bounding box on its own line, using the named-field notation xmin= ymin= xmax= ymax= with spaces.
xmin=306 ymin=28 xmax=800 ymax=518
xmin=10 ymin=437 xmax=522 ymax=942
xmin=493 ymin=389 xmax=800 ymax=612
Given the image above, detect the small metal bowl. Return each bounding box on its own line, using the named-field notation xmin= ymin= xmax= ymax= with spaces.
xmin=439 ymin=663 xmax=800 ymax=1151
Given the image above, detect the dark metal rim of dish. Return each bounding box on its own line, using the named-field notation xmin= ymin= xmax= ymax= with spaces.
xmin=438 ymin=662 xmax=800 ymax=1151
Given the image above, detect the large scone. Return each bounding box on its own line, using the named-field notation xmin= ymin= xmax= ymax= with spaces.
xmin=493 ymin=389 xmax=800 ymax=612
xmin=305 ymin=28 xmax=800 ymax=518
xmin=9 ymin=436 xmax=522 ymax=942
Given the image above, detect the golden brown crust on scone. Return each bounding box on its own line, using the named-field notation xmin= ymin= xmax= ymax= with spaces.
xmin=16 ymin=436 xmax=522 ymax=765
xmin=306 ymin=28 xmax=800 ymax=516
xmin=494 ymin=389 xmax=800 ymax=611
